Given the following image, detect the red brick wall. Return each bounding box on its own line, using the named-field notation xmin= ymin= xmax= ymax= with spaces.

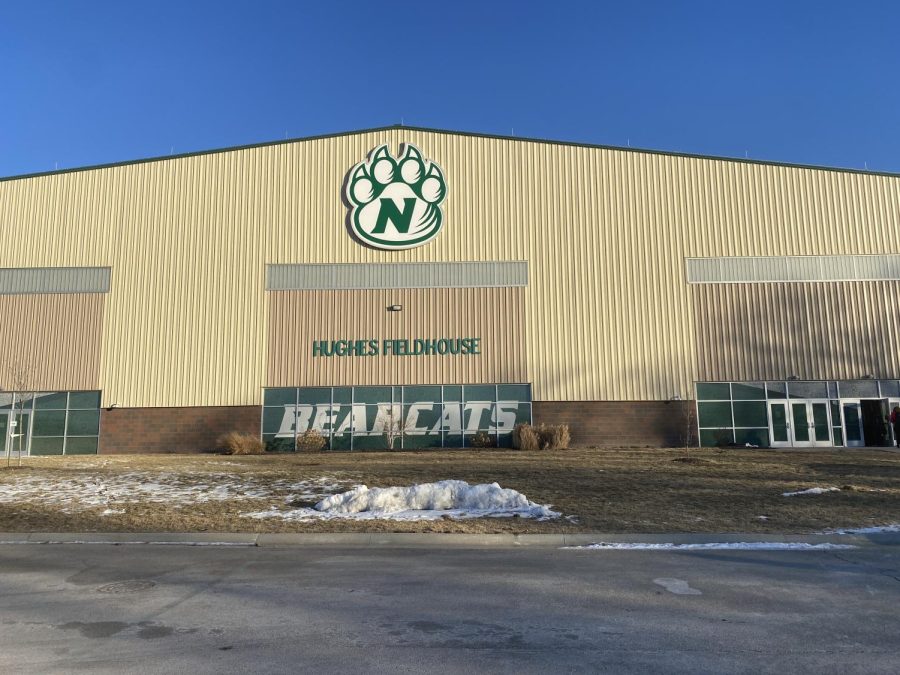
xmin=99 ymin=406 xmax=261 ymax=454
xmin=532 ymin=400 xmax=696 ymax=448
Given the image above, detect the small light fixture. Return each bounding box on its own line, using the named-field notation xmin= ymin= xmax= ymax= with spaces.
xmin=671 ymin=394 xmax=682 ymax=401
xmin=387 ymin=304 xmax=403 ymax=312
xmin=106 ymin=403 xmax=119 ymax=411
xmin=787 ymin=375 xmax=799 ymax=381
xmin=863 ymin=373 xmax=875 ymax=379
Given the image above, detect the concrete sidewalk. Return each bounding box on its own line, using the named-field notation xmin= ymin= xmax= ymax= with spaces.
xmin=1 ymin=530 xmax=898 ymax=547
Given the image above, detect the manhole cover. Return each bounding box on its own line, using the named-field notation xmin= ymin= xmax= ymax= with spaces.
xmin=96 ymin=580 xmax=156 ymax=594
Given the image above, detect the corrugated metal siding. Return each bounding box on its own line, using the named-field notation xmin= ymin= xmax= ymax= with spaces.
xmin=693 ymin=281 xmax=900 ymax=381
xmin=0 ymin=294 xmax=104 ymax=391
xmin=267 ymin=261 xmax=528 ymax=290
xmin=0 ymin=267 xmax=110 ymax=294
xmin=687 ymin=255 xmax=900 ymax=283
xmin=1 ymin=128 xmax=898 ymax=405
xmin=267 ymin=288 xmax=527 ymax=386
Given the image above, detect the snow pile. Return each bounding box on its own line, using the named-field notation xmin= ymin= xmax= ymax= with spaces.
xmin=0 ymin=473 xmax=348 ymax=513
xmin=823 ymin=524 xmax=900 ymax=534
xmin=242 ymin=480 xmax=560 ymax=521
xmin=565 ymin=542 xmax=858 ymax=551
xmin=782 ymin=486 xmax=840 ymax=497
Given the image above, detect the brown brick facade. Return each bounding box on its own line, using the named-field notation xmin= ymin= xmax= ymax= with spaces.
xmin=532 ymin=400 xmax=696 ymax=448
xmin=99 ymin=406 xmax=261 ymax=454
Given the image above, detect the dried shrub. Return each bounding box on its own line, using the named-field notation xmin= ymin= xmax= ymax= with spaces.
xmin=470 ymin=431 xmax=496 ymax=448
xmin=512 ymin=423 xmax=541 ymax=451
xmin=537 ymin=424 xmax=571 ymax=451
xmin=216 ymin=431 xmax=265 ymax=455
xmin=296 ymin=429 xmax=327 ymax=453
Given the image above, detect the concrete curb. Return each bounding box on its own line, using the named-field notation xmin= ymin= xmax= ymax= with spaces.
xmin=0 ymin=531 xmax=897 ymax=547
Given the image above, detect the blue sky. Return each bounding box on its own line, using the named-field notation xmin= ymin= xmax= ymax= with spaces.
xmin=1 ymin=1 xmax=898 ymax=177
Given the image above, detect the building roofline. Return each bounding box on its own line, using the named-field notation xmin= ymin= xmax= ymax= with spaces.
xmin=1 ymin=124 xmax=898 ymax=183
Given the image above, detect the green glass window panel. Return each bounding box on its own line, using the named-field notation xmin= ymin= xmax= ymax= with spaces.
xmin=403 ymin=403 xmax=442 ymax=437
xmin=442 ymin=385 xmax=462 ymax=402
xmin=733 ymin=428 xmax=770 ymax=447
xmin=32 ymin=410 xmax=66 ymax=437
xmin=444 ymin=433 xmax=463 ymax=448
xmin=830 ymin=400 xmax=840 ymax=420
xmin=699 ymin=428 xmax=733 ymax=447
xmin=732 ymin=401 xmax=768 ymax=428
xmin=0 ymin=415 xmax=6 ymax=453
xmin=464 ymin=385 xmax=496 ymax=403
xmin=403 ymin=432 xmax=442 ymax=449
xmin=880 ymin=381 xmax=900 ymax=397
xmin=298 ymin=388 xmax=333 ymax=404
xmin=0 ymin=394 xmax=12 ymax=409
xmin=731 ymin=383 xmax=766 ymax=401
xmin=770 ymin=403 xmax=788 ymax=442
xmin=65 ymin=437 xmax=98 ymax=455
xmin=787 ymin=381 xmax=827 ymax=399
xmin=439 ymin=404 xmax=464 ymax=433
xmin=333 ymin=388 xmax=352 ymax=404
xmin=33 ymin=392 xmax=68 ymax=410
xmin=264 ymin=388 xmax=297 ymax=406
xmin=839 ymin=380 xmax=878 ymax=398
xmin=766 ymin=381 xmax=787 ymax=399
xmin=402 ymin=386 xmax=442 ymax=403
xmin=67 ymin=410 xmax=100 ymax=436
xmin=696 ymin=383 xmax=731 ymax=401
xmin=330 ymin=434 xmax=352 ymax=451
xmin=263 ymin=434 xmax=295 ymax=453
xmin=68 ymin=391 xmax=101 ymax=409
xmin=354 ymin=387 xmax=393 ymax=404
xmin=463 ymin=402 xmax=496 ymax=431
xmin=498 ymin=384 xmax=531 ymax=401
xmin=832 ymin=427 xmax=844 ymax=446
xmin=493 ymin=402 xmax=531 ymax=433
xmin=30 ymin=437 xmax=64 ymax=455
xmin=497 ymin=431 xmax=514 ymax=448
xmin=697 ymin=402 xmax=732 ymax=428
xmin=791 ymin=403 xmax=810 ymax=442
xmin=263 ymin=407 xmax=290 ymax=435
xmin=351 ymin=434 xmax=389 ymax=450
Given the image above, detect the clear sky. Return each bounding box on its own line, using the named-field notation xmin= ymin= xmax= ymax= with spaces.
xmin=1 ymin=1 xmax=898 ymax=177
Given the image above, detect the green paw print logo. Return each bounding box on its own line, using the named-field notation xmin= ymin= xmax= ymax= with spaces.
xmin=345 ymin=144 xmax=447 ymax=249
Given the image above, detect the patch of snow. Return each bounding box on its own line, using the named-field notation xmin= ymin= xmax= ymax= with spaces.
xmin=565 ymin=542 xmax=858 ymax=550
xmin=242 ymin=480 xmax=560 ymax=521
xmin=822 ymin=524 xmax=900 ymax=534
xmin=100 ymin=508 xmax=125 ymax=516
xmin=782 ymin=487 xmax=840 ymax=497
xmin=0 ymin=472 xmax=350 ymax=513
xmin=756 ymin=516 xmax=769 ymax=521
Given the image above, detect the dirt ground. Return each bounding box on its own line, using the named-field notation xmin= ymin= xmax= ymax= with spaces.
xmin=0 ymin=447 xmax=898 ymax=534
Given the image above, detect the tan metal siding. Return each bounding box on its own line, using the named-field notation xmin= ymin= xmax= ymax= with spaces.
xmin=0 ymin=294 xmax=104 ymax=391
xmin=1 ymin=128 xmax=898 ymax=405
xmin=267 ymin=288 xmax=526 ymax=386
xmin=693 ymin=281 xmax=900 ymax=381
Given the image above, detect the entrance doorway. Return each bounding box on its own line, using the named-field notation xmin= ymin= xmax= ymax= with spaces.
xmin=768 ymin=400 xmax=832 ymax=447
xmin=0 ymin=411 xmax=31 ymax=458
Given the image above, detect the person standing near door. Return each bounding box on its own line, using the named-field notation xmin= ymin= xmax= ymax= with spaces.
xmin=890 ymin=406 xmax=900 ymax=447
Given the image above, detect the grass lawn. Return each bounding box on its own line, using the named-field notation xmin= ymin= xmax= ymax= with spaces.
xmin=0 ymin=447 xmax=898 ymax=534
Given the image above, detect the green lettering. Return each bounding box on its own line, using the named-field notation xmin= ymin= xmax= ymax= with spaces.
xmin=372 ymin=198 xmax=416 ymax=234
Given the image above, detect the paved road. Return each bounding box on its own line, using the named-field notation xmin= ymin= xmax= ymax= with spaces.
xmin=1 ymin=542 xmax=898 ymax=674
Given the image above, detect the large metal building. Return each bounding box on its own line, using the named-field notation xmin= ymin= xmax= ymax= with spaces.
xmin=1 ymin=126 xmax=899 ymax=455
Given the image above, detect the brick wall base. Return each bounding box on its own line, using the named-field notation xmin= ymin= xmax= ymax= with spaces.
xmin=99 ymin=406 xmax=261 ymax=454
xmin=532 ymin=400 xmax=696 ymax=448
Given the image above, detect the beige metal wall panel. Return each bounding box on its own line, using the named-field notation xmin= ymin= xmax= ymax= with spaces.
xmin=0 ymin=293 xmax=103 ymax=391
xmin=267 ymin=288 xmax=526 ymax=386
xmin=693 ymin=281 xmax=900 ymax=381
xmin=1 ymin=127 xmax=899 ymax=405
xmin=687 ymin=254 xmax=900 ymax=283
xmin=0 ymin=266 xmax=110 ymax=294
xmin=267 ymin=261 xmax=528 ymax=290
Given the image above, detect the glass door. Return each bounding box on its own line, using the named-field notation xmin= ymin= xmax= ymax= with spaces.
xmin=842 ymin=401 xmax=864 ymax=447
xmin=4 ymin=411 xmax=30 ymax=457
xmin=808 ymin=401 xmax=832 ymax=446
xmin=888 ymin=399 xmax=900 ymax=447
xmin=786 ymin=400 xmax=832 ymax=447
xmin=768 ymin=401 xmax=791 ymax=447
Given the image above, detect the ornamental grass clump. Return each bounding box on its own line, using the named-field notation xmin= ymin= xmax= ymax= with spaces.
xmin=512 ymin=423 xmax=541 ymax=452
xmin=296 ymin=429 xmax=327 ymax=453
xmin=216 ymin=431 xmax=265 ymax=455
xmin=537 ymin=424 xmax=571 ymax=450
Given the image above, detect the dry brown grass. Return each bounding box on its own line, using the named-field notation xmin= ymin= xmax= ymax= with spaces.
xmin=216 ymin=432 xmax=265 ymax=455
xmin=1 ymin=447 xmax=898 ymax=534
